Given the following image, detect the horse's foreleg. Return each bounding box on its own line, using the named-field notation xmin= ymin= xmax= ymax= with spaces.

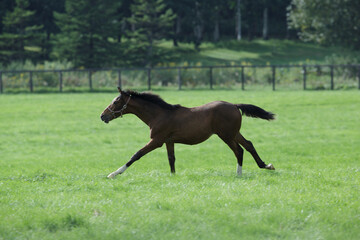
xmin=166 ymin=142 xmax=176 ymax=174
xmin=107 ymin=139 xmax=163 ymax=179
xmin=236 ymin=133 xmax=275 ymax=170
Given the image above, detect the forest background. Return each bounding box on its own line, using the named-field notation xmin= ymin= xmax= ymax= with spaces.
xmin=0 ymin=0 xmax=360 ymax=69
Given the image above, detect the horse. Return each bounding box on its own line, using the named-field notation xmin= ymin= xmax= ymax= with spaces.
xmin=100 ymin=88 xmax=275 ymax=178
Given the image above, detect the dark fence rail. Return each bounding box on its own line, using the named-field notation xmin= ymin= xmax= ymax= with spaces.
xmin=1 ymin=64 xmax=359 ymax=93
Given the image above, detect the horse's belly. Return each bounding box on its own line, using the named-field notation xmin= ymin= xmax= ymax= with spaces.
xmin=173 ymin=132 xmax=213 ymax=145
xmin=171 ymin=123 xmax=213 ymax=145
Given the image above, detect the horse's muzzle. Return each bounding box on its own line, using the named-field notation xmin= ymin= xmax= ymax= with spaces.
xmin=100 ymin=114 xmax=110 ymax=124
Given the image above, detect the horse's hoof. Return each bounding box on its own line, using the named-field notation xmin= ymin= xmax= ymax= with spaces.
xmin=107 ymin=173 xmax=116 ymax=179
xmin=265 ymin=164 xmax=275 ymax=170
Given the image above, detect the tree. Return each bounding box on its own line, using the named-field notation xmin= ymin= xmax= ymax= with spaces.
xmin=0 ymin=0 xmax=15 ymax=34
xmin=0 ymin=0 xmax=43 ymax=64
xmin=28 ymin=0 xmax=65 ymax=60
xmin=288 ymin=0 xmax=360 ymax=49
xmin=201 ymin=0 xmax=226 ymax=42
xmin=236 ymin=0 xmax=241 ymax=40
xmin=114 ymin=0 xmax=133 ymax=43
xmin=52 ymin=0 xmax=121 ymax=68
xmin=165 ymin=0 xmax=193 ymax=47
xmin=262 ymin=3 xmax=268 ymax=40
xmin=127 ymin=0 xmax=176 ymax=66
xmin=192 ymin=1 xmax=203 ymax=50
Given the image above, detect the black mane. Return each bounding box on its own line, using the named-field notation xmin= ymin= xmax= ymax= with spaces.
xmin=124 ymin=90 xmax=181 ymax=110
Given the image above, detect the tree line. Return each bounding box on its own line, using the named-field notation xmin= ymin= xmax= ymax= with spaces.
xmin=0 ymin=0 xmax=359 ymax=68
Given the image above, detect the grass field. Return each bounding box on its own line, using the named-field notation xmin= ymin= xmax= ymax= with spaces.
xmin=158 ymin=39 xmax=359 ymax=66
xmin=0 ymin=90 xmax=359 ymax=239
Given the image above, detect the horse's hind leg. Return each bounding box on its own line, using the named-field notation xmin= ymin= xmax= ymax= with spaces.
xmin=166 ymin=142 xmax=176 ymax=174
xmin=236 ymin=133 xmax=275 ymax=170
xmin=218 ymin=136 xmax=244 ymax=176
xmin=228 ymin=141 xmax=244 ymax=176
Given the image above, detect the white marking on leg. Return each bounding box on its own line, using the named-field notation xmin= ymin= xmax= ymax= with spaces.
xmin=116 ymin=165 xmax=128 ymax=174
xmin=237 ymin=164 xmax=242 ymax=176
xmin=107 ymin=165 xmax=128 ymax=179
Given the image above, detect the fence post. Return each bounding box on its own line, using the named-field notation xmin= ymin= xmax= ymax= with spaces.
xmin=0 ymin=71 xmax=3 ymax=93
xmin=330 ymin=65 xmax=334 ymax=90
xmin=59 ymin=71 xmax=63 ymax=92
xmin=118 ymin=69 xmax=122 ymax=89
xmin=303 ymin=66 xmax=307 ymax=90
xmin=29 ymin=71 xmax=33 ymax=92
xmin=178 ymin=68 xmax=182 ymax=90
xmin=241 ymin=66 xmax=245 ymax=90
xmin=147 ymin=68 xmax=151 ymax=90
xmin=88 ymin=71 xmax=92 ymax=90
xmin=272 ymin=66 xmax=276 ymax=91
xmin=209 ymin=67 xmax=213 ymax=90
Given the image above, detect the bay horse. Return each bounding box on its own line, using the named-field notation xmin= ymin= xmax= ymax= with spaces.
xmin=101 ymin=88 xmax=275 ymax=178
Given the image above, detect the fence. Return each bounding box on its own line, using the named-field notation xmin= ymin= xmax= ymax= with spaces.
xmin=1 ymin=64 xmax=359 ymax=93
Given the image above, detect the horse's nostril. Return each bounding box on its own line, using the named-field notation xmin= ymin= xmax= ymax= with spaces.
xmin=101 ymin=114 xmax=110 ymax=123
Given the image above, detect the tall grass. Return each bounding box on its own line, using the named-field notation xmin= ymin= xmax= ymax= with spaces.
xmin=0 ymin=90 xmax=359 ymax=239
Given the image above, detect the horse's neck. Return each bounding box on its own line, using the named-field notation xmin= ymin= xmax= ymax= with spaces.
xmin=129 ymin=100 xmax=164 ymax=127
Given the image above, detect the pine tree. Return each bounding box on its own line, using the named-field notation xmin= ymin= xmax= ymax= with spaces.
xmin=29 ymin=0 xmax=65 ymax=60
xmin=0 ymin=0 xmax=43 ymax=64
xmin=52 ymin=0 xmax=121 ymax=68
xmin=127 ymin=0 xmax=176 ymax=66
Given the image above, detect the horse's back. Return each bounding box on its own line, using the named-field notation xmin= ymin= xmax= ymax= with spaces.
xmin=168 ymin=101 xmax=241 ymax=144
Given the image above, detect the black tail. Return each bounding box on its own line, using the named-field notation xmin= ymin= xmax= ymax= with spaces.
xmin=236 ymin=104 xmax=275 ymax=121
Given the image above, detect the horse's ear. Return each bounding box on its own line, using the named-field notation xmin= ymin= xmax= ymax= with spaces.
xmin=117 ymin=87 xmax=122 ymax=93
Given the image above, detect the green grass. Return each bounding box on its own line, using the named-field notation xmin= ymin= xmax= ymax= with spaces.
xmin=158 ymin=39 xmax=359 ymax=66
xmin=3 ymin=39 xmax=356 ymax=71
xmin=1 ymin=90 xmax=359 ymax=239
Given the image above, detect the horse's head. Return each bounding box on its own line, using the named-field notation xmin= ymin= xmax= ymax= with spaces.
xmin=100 ymin=87 xmax=131 ymax=124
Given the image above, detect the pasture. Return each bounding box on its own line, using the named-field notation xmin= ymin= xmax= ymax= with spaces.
xmin=0 ymin=90 xmax=359 ymax=239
